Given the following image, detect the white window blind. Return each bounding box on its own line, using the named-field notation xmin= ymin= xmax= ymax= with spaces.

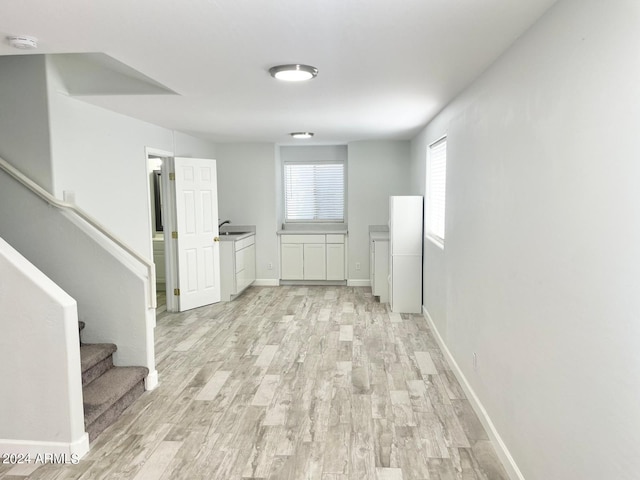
xmin=284 ymin=161 xmax=345 ymax=222
xmin=427 ymin=137 xmax=447 ymax=243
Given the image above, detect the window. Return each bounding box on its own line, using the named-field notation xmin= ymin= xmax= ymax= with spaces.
xmin=284 ymin=161 xmax=345 ymax=222
xmin=426 ymin=136 xmax=447 ymax=245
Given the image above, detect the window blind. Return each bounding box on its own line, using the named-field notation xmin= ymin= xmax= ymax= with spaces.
xmin=284 ymin=161 xmax=344 ymax=222
xmin=427 ymin=137 xmax=447 ymax=242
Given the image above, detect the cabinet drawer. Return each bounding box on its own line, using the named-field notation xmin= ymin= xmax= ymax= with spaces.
xmin=280 ymin=234 xmax=325 ymax=244
xmin=326 ymin=234 xmax=345 ymax=244
xmin=235 ymin=235 xmax=255 ymax=251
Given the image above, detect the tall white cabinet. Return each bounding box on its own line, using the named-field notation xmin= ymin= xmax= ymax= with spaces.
xmin=389 ymin=196 xmax=423 ymax=313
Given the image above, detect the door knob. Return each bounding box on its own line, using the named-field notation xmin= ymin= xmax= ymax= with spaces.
xmin=214 ymin=237 xmax=220 ymax=242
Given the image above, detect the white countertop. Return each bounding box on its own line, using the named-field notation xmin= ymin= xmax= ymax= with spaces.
xmin=370 ymin=231 xmax=389 ymax=241
xmin=277 ymin=229 xmax=348 ymax=235
xmin=218 ymin=225 xmax=256 ymax=241
xmin=277 ymin=224 xmax=348 ymax=235
xmin=218 ymin=231 xmax=255 ymax=241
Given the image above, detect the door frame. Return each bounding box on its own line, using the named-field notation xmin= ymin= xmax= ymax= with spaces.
xmin=145 ymin=147 xmax=180 ymax=313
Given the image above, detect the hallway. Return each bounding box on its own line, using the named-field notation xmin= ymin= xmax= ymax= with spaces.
xmin=2 ymin=286 xmax=508 ymax=479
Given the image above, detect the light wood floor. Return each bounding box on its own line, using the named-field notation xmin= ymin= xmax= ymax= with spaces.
xmin=1 ymin=286 xmax=509 ymax=480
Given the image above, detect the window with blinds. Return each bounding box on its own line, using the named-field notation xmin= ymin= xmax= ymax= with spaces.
xmin=284 ymin=161 xmax=345 ymax=222
xmin=426 ymin=137 xmax=447 ymax=245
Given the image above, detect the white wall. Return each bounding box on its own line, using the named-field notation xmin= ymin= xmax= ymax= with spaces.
xmin=46 ymin=59 xmax=219 ymax=262
xmin=46 ymin=57 xmax=173 ymax=260
xmin=411 ymin=1 xmax=640 ymax=479
xmin=173 ymin=131 xmax=218 ymax=159
xmin=215 ymin=143 xmax=279 ymax=282
xmin=0 ymin=56 xmax=53 ymax=190
xmin=0 ymin=168 xmax=154 ymax=376
xmin=0 ymin=237 xmax=88 ymax=458
xmin=347 ymin=141 xmax=411 ymax=281
xmin=0 ymin=55 xmax=220 ymax=391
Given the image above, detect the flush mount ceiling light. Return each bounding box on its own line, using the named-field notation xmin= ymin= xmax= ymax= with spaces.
xmin=7 ymin=35 xmax=38 ymax=49
xmin=290 ymin=132 xmax=314 ymax=139
xmin=269 ymin=64 xmax=318 ymax=81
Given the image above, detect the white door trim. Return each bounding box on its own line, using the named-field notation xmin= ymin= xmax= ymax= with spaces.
xmin=145 ymin=147 xmax=179 ymax=313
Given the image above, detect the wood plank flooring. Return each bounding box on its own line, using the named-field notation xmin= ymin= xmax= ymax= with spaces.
xmin=0 ymin=286 xmax=509 ymax=480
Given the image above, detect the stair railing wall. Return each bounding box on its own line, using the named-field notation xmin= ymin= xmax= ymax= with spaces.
xmin=0 ymin=156 xmax=157 ymax=388
xmin=0 ymin=237 xmax=90 ymax=458
xmin=0 ymin=156 xmax=156 ymax=310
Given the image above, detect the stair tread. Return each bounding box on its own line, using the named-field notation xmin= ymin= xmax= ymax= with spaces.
xmin=83 ymin=366 xmax=148 ymax=426
xmin=80 ymin=343 xmax=117 ymax=373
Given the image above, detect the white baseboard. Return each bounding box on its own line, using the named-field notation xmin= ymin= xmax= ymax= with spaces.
xmin=421 ymin=306 xmax=525 ymax=480
xmin=253 ymin=279 xmax=279 ymax=286
xmin=347 ymin=279 xmax=371 ymax=287
xmin=0 ymin=433 xmax=90 ymax=460
xmin=279 ymin=280 xmax=347 ymax=286
xmin=145 ymin=369 xmax=159 ymax=390
xmin=253 ymin=279 xmax=370 ymax=287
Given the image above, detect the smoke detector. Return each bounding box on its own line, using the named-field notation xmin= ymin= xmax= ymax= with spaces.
xmin=7 ymin=35 xmax=38 ymax=50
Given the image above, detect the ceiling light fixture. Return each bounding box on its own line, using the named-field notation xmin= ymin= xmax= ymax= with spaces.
xmin=7 ymin=35 xmax=38 ymax=49
xmin=269 ymin=64 xmax=318 ymax=81
xmin=290 ymin=132 xmax=314 ymax=139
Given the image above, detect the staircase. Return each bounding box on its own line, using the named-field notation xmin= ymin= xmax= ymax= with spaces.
xmin=79 ymin=322 xmax=148 ymax=441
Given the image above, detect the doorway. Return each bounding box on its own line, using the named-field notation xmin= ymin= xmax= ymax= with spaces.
xmin=146 ymin=148 xmax=174 ymax=312
xmin=146 ymin=149 xmax=221 ymax=313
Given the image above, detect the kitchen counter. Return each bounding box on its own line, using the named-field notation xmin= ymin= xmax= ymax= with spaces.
xmin=369 ymin=224 xmax=389 ymax=241
xmin=219 ymin=225 xmax=256 ymax=241
xmin=369 ymin=231 xmax=389 ymax=241
xmin=218 ymin=231 xmax=254 ymax=241
xmin=277 ymin=225 xmax=348 ymax=235
xmin=219 ymin=225 xmax=256 ymax=301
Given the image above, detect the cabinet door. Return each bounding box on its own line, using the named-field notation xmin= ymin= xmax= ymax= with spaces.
xmin=326 ymin=243 xmax=345 ymax=280
xmin=236 ymin=244 xmax=256 ymax=292
xmin=303 ymin=244 xmax=326 ymax=280
xmin=281 ymin=243 xmax=304 ymax=280
xmin=373 ymin=240 xmax=389 ymax=302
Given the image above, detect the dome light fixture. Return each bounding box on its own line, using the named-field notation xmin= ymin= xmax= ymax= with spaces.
xmin=7 ymin=35 xmax=38 ymax=49
xmin=269 ymin=64 xmax=318 ymax=82
xmin=290 ymin=132 xmax=314 ymax=139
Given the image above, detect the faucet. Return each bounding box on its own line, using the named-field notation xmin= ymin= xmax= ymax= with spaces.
xmin=218 ymin=220 xmax=231 ymax=228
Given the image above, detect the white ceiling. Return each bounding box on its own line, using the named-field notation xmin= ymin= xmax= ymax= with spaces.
xmin=0 ymin=0 xmax=558 ymax=145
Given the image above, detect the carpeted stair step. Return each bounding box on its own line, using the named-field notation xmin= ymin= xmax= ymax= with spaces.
xmin=83 ymin=366 xmax=148 ymax=442
xmin=80 ymin=343 xmax=117 ymax=387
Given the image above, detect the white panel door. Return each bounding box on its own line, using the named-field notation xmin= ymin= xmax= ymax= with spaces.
xmin=174 ymin=157 xmax=220 ymax=311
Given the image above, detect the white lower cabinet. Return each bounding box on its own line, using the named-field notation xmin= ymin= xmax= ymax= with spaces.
xmin=152 ymin=238 xmax=166 ymax=290
xmin=303 ymin=244 xmax=326 ymax=280
xmin=326 ymin=243 xmax=345 ymax=280
xmin=369 ymin=236 xmax=389 ymax=302
xmin=236 ymin=241 xmax=256 ymax=292
xmin=281 ymin=243 xmax=304 ymax=280
xmin=221 ymin=234 xmax=256 ymax=301
xmin=280 ymin=234 xmax=345 ymax=281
